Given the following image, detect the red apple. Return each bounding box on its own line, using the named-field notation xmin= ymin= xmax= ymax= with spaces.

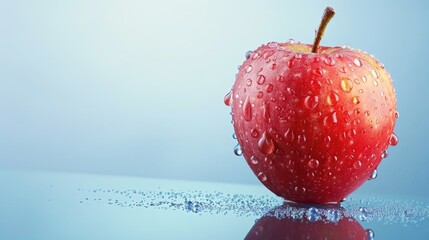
xmin=225 ymin=7 xmax=398 ymax=204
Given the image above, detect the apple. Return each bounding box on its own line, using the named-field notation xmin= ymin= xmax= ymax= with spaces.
xmin=245 ymin=203 xmax=371 ymax=240
xmin=224 ymin=7 xmax=398 ymax=204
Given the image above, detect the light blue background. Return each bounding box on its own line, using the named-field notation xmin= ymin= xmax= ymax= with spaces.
xmin=1 ymin=0 xmax=428 ymax=200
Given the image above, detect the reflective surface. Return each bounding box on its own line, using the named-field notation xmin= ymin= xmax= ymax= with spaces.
xmin=1 ymin=169 xmax=429 ymax=239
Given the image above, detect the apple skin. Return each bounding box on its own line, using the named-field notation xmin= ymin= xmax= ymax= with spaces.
xmin=226 ymin=42 xmax=397 ymax=204
xmin=245 ymin=203 xmax=369 ymax=240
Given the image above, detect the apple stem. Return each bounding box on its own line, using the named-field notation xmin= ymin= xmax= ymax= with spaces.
xmin=311 ymin=7 xmax=335 ymax=53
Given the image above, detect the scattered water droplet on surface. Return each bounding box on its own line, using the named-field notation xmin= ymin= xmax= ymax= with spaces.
xmin=366 ymin=229 xmax=375 ymax=240
xmin=265 ymin=84 xmax=273 ymax=93
xmin=287 ymin=60 xmax=294 ymax=68
xmin=257 ymin=91 xmax=264 ymax=98
xmin=340 ymin=78 xmax=353 ymax=93
xmin=286 ymin=38 xmax=295 ymax=44
xmin=395 ymin=111 xmax=400 ymax=118
xmin=233 ymin=144 xmax=242 ymax=156
xmin=381 ymin=149 xmax=388 ymax=158
xmin=258 ymin=132 xmax=275 ymax=155
xmin=245 ymin=78 xmax=252 ymax=86
xmin=243 ymin=96 xmax=252 ymax=121
xmin=284 ymin=128 xmax=295 ymax=142
xmin=250 ymin=156 xmax=259 ymax=164
xmin=342 ymin=44 xmax=351 ymax=49
xmin=232 ymin=133 xmax=237 ymax=139
xmin=306 ymin=207 xmax=321 ymax=222
xmin=389 ymin=133 xmax=399 ymax=146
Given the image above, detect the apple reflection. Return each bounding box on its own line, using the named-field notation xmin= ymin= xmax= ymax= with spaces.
xmin=245 ymin=203 xmax=373 ymax=240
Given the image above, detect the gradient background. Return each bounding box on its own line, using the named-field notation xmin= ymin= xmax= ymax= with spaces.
xmin=1 ymin=0 xmax=427 ymax=200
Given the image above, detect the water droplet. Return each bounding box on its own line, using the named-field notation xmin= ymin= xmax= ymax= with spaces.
xmin=286 ymin=38 xmax=295 ymax=44
xmin=339 ymin=66 xmax=347 ymax=73
xmin=353 ymin=58 xmax=362 ymax=67
xmin=306 ymin=207 xmax=321 ymax=222
xmin=284 ymin=128 xmax=295 ymax=142
xmin=389 ymin=133 xmax=399 ymax=146
xmin=270 ymin=63 xmax=276 ymax=70
xmin=381 ymin=149 xmax=388 ymax=158
xmin=287 ymin=87 xmax=295 ymax=95
xmin=395 ymin=111 xmax=400 ymax=118
xmin=265 ymin=84 xmax=273 ymax=93
xmin=243 ymin=96 xmax=252 ymax=121
xmin=352 ymin=96 xmax=361 ymax=105
xmin=326 ymin=209 xmax=341 ymax=223
xmin=287 ymin=59 xmax=294 ymax=68
xmin=342 ymin=44 xmax=351 ymax=49
xmin=323 ymin=56 xmax=336 ymax=66
xmin=232 ymin=133 xmax=237 ymax=139
xmin=233 ymin=144 xmax=242 ymax=156
xmin=245 ymin=78 xmax=252 ymax=86
xmin=224 ymin=91 xmax=232 ymax=106
xmin=245 ymin=65 xmax=253 ymax=73
xmin=373 ymin=79 xmax=379 ymax=87
xmin=340 ymin=78 xmax=353 ymax=93
xmin=263 ymin=50 xmax=275 ymax=60
xmin=257 ymin=75 xmax=266 ymax=85
xmin=308 ymin=159 xmax=319 ymax=169
xmin=250 ymin=156 xmax=259 ymax=164
xmin=277 ymin=75 xmax=285 ymax=82
xmin=252 ymin=52 xmax=261 ymax=60
xmin=326 ymin=91 xmax=339 ymax=106
xmin=250 ymin=128 xmax=259 ymax=138
xmin=245 ymin=50 xmax=253 ymax=59
xmin=366 ymin=229 xmax=375 ymax=240
xmin=312 ymin=68 xmax=323 ymax=77
xmin=257 ymin=91 xmax=264 ymax=98
xmin=353 ymin=161 xmax=362 ymax=169
xmin=369 ymin=169 xmax=378 ymax=180
xmin=304 ymin=95 xmax=319 ymax=109
xmin=258 ymin=131 xmax=275 ymax=155
xmin=257 ymin=172 xmax=267 ymax=182
xmin=263 ymin=102 xmax=271 ymax=123
xmin=353 ymin=78 xmax=360 ymax=84
xmin=294 ymin=186 xmax=306 ymax=194
xmin=370 ymin=68 xmax=379 ymax=79
xmin=324 ymin=111 xmax=338 ymax=125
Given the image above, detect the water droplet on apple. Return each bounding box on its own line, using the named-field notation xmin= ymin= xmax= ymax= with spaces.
xmin=395 ymin=111 xmax=400 ymax=118
xmin=381 ymin=149 xmax=388 ymax=158
xmin=323 ymin=56 xmax=336 ymax=66
xmin=245 ymin=78 xmax=252 ymax=86
xmin=257 ymin=91 xmax=264 ymax=98
xmin=243 ymin=96 xmax=252 ymax=121
xmin=352 ymin=96 xmax=361 ymax=105
xmin=252 ymin=52 xmax=261 ymax=60
xmin=353 ymin=58 xmax=362 ymax=67
xmin=263 ymin=50 xmax=275 ymax=60
xmin=308 ymin=159 xmax=320 ymax=169
xmin=245 ymin=65 xmax=253 ymax=73
xmin=373 ymin=79 xmax=379 ymax=87
xmin=389 ymin=133 xmax=399 ymax=146
xmin=250 ymin=128 xmax=259 ymax=138
xmin=257 ymin=172 xmax=267 ymax=182
xmin=258 ymin=131 xmax=275 ymax=155
xmin=353 ymin=78 xmax=360 ymax=84
xmin=294 ymin=53 xmax=302 ymax=59
xmin=366 ymin=229 xmax=375 ymax=240
xmin=257 ymin=75 xmax=266 ymax=85
xmin=287 ymin=59 xmax=294 ymax=68
xmin=369 ymin=169 xmax=378 ymax=180
xmin=245 ymin=50 xmax=253 ymax=59
xmin=232 ymin=133 xmax=237 ymax=139
xmin=250 ymin=156 xmax=259 ymax=164
xmin=326 ymin=91 xmax=339 ymax=106
xmin=286 ymin=38 xmax=295 ymax=44
xmin=263 ymin=102 xmax=271 ymax=123
xmin=339 ymin=66 xmax=347 ymax=73
xmin=234 ymin=143 xmax=243 ymax=156
xmin=304 ymin=95 xmax=319 ymax=109
xmin=277 ymin=75 xmax=285 ymax=83
xmin=265 ymin=84 xmax=273 ymax=93
xmin=224 ymin=91 xmax=232 ymax=106
xmin=340 ymin=78 xmax=353 ymax=93
xmin=353 ymin=119 xmax=361 ymax=125
xmin=323 ymin=111 xmax=338 ymax=125
xmin=284 ymin=128 xmax=295 ymax=142
xmin=294 ymin=186 xmax=306 ymax=194
xmin=353 ymin=161 xmax=362 ymax=169
xmin=370 ymin=68 xmax=379 ymax=79
xmin=342 ymin=44 xmax=351 ymax=49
